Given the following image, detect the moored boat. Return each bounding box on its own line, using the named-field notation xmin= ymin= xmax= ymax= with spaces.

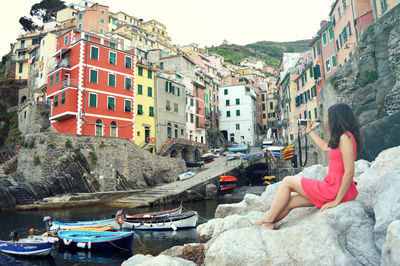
xmin=122 ymin=211 xmax=198 ymax=231
xmin=185 ymin=161 xmax=204 ymax=168
xmin=58 ymin=230 xmax=133 ymax=251
xmin=178 ymin=171 xmax=195 ymax=181
xmin=201 ymin=153 xmax=214 ymax=163
xmin=228 ymin=146 xmax=248 ymax=152
xmin=0 ymin=234 xmax=58 ymax=256
xmin=50 ymin=218 xmax=119 ymax=231
xmin=219 ymin=184 xmax=237 ymax=191
xmin=124 ymin=203 xmax=183 ymax=219
xmin=220 ymin=176 xmax=238 ymax=182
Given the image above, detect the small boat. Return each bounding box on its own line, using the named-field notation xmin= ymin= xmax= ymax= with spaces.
xmin=58 ymin=230 xmax=133 ymax=250
xmin=227 ymin=152 xmax=242 ymax=160
xmin=220 ymin=176 xmax=238 ymax=182
xmin=179 ymin=171 xmax=195 ymax=181
xmin=219 ymin=184 xmax=237 ymax=191
xmin=241 ymin=154 xmax=251 ymax=160
xmin=50 ymin=218 xmax=119 ymax=231
xmin=201 ymin=153 xmax=214 ymax=163
xmin=60 ymin=225 xmax=114 ymax=232
xmin=263 ymin=176 xmax=277 ymax=185
xmin=0 ymin=233 xmax=58 ymax=256
xmin=124 ymin=203 xmax=183 ymax=219
xmin=185 ymin=161 xmax=204 ymax=168
xmin=228 ymin=146 xmax=248 ymax=152
xmin=122 ymin=211 xmax=198 ymax=230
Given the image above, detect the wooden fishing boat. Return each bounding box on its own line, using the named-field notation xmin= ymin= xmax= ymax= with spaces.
xmin=124 ymin=203 xmax=183 ymax=219
xmin=58 ymin=230 xmax=133 ymax=251
xmin=50 ymin=218 xmax=119 ymax=231
xmin=185 ymin=161 xmax=204 ymax=167
xmin=60 ymin=225 xmax=114 ymax=232
xmin=0 ymin=234 xmax=58 ymax=256
xmin=122 ymin=211 xmax=198 ymax=230
xmin=178 ymin=171 xmax=195 ymax=181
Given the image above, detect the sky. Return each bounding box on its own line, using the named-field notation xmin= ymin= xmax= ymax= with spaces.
xmin=1 ymin=0 xmax=333 ymax=57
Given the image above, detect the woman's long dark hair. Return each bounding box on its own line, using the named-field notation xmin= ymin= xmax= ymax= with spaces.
xmin=327 ymin=103 xmax=363 ymax=152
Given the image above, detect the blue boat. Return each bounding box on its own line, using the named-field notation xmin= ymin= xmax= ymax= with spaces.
xmin=50 ymin=218 xmax=118 ymax=231
xmin=228 ymin=146 xmax=248 ymax=152
xmin=0 ymin=235 xmax=58 ymax=256
xmin=58 ymin=231 xmax=133 ymax=251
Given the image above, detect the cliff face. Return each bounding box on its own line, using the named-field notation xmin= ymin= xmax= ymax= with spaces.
xmin=0 ymin=133 xmax=186 ymax=210
xmin=319 ymin=5 xmax=400 ymax=161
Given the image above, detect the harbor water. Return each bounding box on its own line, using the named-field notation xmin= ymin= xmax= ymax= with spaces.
xmin=0 ymin=198 xmax=235 ymax=265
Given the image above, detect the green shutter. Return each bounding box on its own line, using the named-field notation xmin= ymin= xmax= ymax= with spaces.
xmin=138 ymin=84 xmax=142 ymax=94
xmin=125 ymin=57 xmax=131 ymax=68
xmin=109 ymin=52 xmax=116 ymax=65
xmin=236 ymin=98 xmax=240 ymax=105
xmin=91 ymin=46 xmax=98 ymax=60
xmin=138 ymin=104 xmax=143 ymax=114
xmin=56 ymin=72 xmax=59 ymax=84
xmin=90 ymin=70 xmax=97 ymax=83
xmin=236 ymin=110 xmax=240 ymax=116
xmin=227 ymin=111 xmax=230 ymax=117
xmin=89 ymin=94 xmax=97 ymax=107
xmin=125 ymin=100 xmax=131 ymax=112
xmin=125 ymin=78 xmax=132 ymax=90
xmin=149 ymin=106 xmax=154 ymax=116
xmin=148 ymin=87 xmax=152 ymax=97
xmin=108 ymin=74 xmax=116 ymax=87
xmin=108 ymin=97 xmax=115 ymax=110
xmin=50 ymin=75 xmax=54 ymax=86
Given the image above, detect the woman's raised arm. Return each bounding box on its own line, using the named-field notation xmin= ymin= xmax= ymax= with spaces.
xmin=305 ymin=119 xmax=330 ymax=152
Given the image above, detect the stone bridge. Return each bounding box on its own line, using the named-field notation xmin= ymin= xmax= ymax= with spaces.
xmin=158 ymin=138 xmax=208 ymax=162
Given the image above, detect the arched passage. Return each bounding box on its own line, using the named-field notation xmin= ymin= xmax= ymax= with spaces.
xmin=170 ymin=149 xmax=178 ymax=158
xmin=181 ymin=147 xmax=190 ymax=161
xmin=194 ymin=149 xmax=201 ymax=162
xmin=20 ymin=96 xmax=27 ymax=104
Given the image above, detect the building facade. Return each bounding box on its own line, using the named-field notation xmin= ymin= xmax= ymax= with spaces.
xmin=47 ymin=29 xmax=136 ymax=139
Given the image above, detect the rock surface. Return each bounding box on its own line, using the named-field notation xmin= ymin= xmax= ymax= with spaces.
xmin=0 ymin=133 xmax=186 ymax=210
xmin=161 ymin=243 xmax=205 ymax=265
xmin=381 ymin=220 xmax=400 ymax=266
xmin=122 ymin=254 xmax=196 ymax=266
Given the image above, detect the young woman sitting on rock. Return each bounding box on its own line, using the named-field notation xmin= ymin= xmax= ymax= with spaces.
xmin=253 ymin=103 xmax=363 ymax=230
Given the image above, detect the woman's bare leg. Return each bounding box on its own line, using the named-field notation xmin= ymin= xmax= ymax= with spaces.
xmin=253 ymin=176 xmax=313 ymax=229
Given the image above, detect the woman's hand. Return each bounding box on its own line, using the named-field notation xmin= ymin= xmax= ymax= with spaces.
xmin=320 ymin=201 xmax=339 ymax=212
xmin=306 ymin=119 xmax=312 ymax=134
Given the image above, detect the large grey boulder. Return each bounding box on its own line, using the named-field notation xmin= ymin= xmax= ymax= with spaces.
xmin=204 ymin=201 xmax=379 ymax=266
xmin=381 ymin=220 xmax=400 ymax=266
xmin=122 ymin=254 xmax=196 ymax=266
xmin=214 ymin=193 xmax=266 ymax=219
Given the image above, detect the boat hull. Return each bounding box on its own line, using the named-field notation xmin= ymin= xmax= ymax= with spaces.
xmin=228 ymin=146 xmax=248 ymax=152
xmin=125 ymin=205 xmax=182 ymax=219
xmin=51 ymin=218 xmax=118 ymax=231
xmin=185 ymin=161 xmax=204 ymax=167
xmin=123 ymin=212 xmax=198 ymax=231
xmin=58 ymin=231 xmax=133 ymax=251
xmin=0 ymin=236 xmax=57 ymax=256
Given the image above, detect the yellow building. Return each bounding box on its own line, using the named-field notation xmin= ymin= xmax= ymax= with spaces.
xmin=235 ymin=67 xmax=250 ymax=76
xmin=115 ymin=11 xmax=141 ymax=26
xmin=13 ymin=33 xmax=43 ymax=80
xmin=56 ymin=7 xmax=77 ymax=22
xmin=139 ymin=19 xmax=171 ymax=45
xmin=135 ymin=53 xmax=156 ymax=151
xmin=371 ymin=0 xmax=399 ymax=19
xmin=108 ymin=12 xmax=118 ymax=32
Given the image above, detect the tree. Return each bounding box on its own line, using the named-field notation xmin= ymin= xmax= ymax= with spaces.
xmin=19 ymin=16 xmax=38 ymax=32
xmin=222 ymin=39 xmax=229 ymax=46
xmin=30 ymin=0 xmax=66 ymax=23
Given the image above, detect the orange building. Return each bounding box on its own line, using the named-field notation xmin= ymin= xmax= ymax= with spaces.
xmin=76 ymin=3 xmax=109 ymax=34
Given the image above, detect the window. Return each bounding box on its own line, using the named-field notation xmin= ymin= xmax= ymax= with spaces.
xmin=91 ymin=46 xmax=99 ymax=60
xmin=342 ymin=0 xmax=347 ymax=10
xmin=146 ymin=87 xmax=152 ymax=97
xmin=56 ymin=72 xmax=60 ymax=84
xmin=190 ymin=114 xmax=194 ymax=123
xmin=79 ymin=13 xmax=82 ymax=20
xmin=110 ymin=121 xmax=117 ymax=137
xmin=89 ymin=93 xmax=97 ymax=107
xmin=309 ymin=111 xmax=312 ymax=119
xmin=64 ymin=34 xmax=69 ymax=45
xmin=236 ymin=110 xmax=240 ymax=116
xmin=107 ymin=97 xmax=115 ymax=110
xmin=108 ymin=73 xmax=116 ymax=87
xmin=380 ymin=0 xmax=388 ymax=12
xmin=50 ymin=75 xmax=54 ymax=86
xmin=109 ymin=52 xmax=116 ymax=65
xmin=226 ymin=100 xmax=230 ymax=106
xmin=314 ymin=107 xmax=318 ymax=118
xmin=123 ymin=99 xmax=131 ymax=112
xmin=263 ymin=114 xmax=266 ymax=119
xmin=100 ymin=29 xmax=103 ymax=33
xmin=61 ymin=92 xmax=66 ymax=105
xmin=125 ymin=77 xmax=132 ymax=90
xmin=270 ymin=102 xmax=273 ymax=110
xmin=224 ymin=89 xmax=228 ymax=95
xmin=262 ymin=103 xmax=265 ymax=111
xmin=148 ymin=70 xmax=152 ymax=79
xmin=138 ymin=84 xmax=142 ymax=95
xmin=18 ymin=63 xmax=23 ymax=73
xmin=174 ymin=103 xmax=178 ymax=112
xmin=227 ymin=111 xmax=231 ymax=117
xmin=166 ymin=100 xmax=171 ymax=110
xmin=78 ymin=24 xmax=82 ymax=30
xmin=101 ymin=9 xmax=105 ymax=14
xmin=95 ymin=120 xmax=102 ymax=136
xmin=100 ymin=18 xmax=105 ymax=24
xmin=125 ymin=56 xmax=132 ymax=68
xmin=137 ymin=104 xmax=143 ymax=115
xmin=236 ymin=98 xmax=240 ymax=105
xmin=338 ymin=6 xmax=342 ymax=19
xmin=329 ymin=27 xmax=334 ymax=40
xmin=109 ymin=43 xmax=116 ymax=49
xmin=54 ymin=95 xmax=58 ymax=107
xmin=190 ymin=98 xmax=194 ymax=106
xmin=236 ymin=124 xmax=240 ymax=130
xmin=332 ymin=15 xmax=336 ymax=26
xmin=325 ymin=59 xmax=331 ymax=72
xmin=177 ymin=87 xmax=180 ymax=96
xmin=149 ymin=106 xmax=154 ymax=117
xmin=322 ymin=32 xmax=327 ymax=46
xmin=332 ymin=55 xmax=337 ymax=68
xmin=138 ymin=67 xmax=143 ymax=76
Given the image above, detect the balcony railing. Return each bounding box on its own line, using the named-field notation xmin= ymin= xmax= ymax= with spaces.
xmin=61 ymin=79 xmax=79 ymax=89
xmin=16 ymin=45 xmax=30 ymax=52
xmin=12 ymin=55 xmax=28 ymax=62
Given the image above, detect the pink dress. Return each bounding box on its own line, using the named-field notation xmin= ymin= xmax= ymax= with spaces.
xmin=301 ymin=131 xmax=358 ymax=208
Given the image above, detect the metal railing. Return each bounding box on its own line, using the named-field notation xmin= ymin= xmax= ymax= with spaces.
xmin=12 ymin=55 xmax=28 ymax=62
xmin=60 ymin=79 xmax=79 ymax=89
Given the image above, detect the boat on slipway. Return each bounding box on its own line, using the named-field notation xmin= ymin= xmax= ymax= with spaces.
xmin=122 ymin=211 xmax=198 ymax=231
xmin=0 ymin=234 xmax=58 ymax=256
xmin=58 ymin=230 xmax=133 ymax=251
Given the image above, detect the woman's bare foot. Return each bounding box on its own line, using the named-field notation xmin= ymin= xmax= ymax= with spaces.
xmin=261 ymin=221 xmax=276 ymax=230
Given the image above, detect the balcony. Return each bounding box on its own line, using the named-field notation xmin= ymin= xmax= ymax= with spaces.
xmin=61 ymin=79 xmax=79 ymax=89
xmin=49 ymin=111 xmax=77 ymax=121
xmin=16 ymin=45 xmax=30 ymax=52
xmin=12 ymin=55 xmax=28 ymax=62
xmin=48 ymin=59 xmax=71 ymax=74
xmin=283 ymin=97 xmax=291 ymax=103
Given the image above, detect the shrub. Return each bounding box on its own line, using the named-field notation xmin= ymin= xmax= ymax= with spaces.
xmin=39 ymin=139 xmax=45 ymax=144
xmin=76 ymin=151 xmax=84 ymax=160
xmin=33 ymin=156 xmax=41 ymax=166
xmin=60 ymin=157 xmax=68 ymax=163
xmin=89 ymin=151 xmax=98 ymax=164
xmin=23 ymin=141 xmax=28 ymax=148
xmin=48 ymin=143 xmax=55 ymax=149
xmin=28 ymin=140 xmax=35 ymax=149
xmin=329 ymin=76 xmax=339 ymax=90
xmin=357 ymin=70 xmax=378 ymax=87
xmin=65 ymin=139 xmax=72 ymax=149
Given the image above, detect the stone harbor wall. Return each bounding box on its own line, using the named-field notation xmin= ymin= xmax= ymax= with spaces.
xmin=122 ymin=145 xmax=400 ymax=265
xmin=318 ymin=4 xmax=400 ymax=161
xmin=0 ymin=133 xmax=186 ymax=210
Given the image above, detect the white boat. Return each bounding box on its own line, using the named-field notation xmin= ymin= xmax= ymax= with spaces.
xmin=122 ymin=211 xmax=198 ymax=230
xmin=178 ymin=171 xmax=195 ymax=181
xmin=50 ymin=218 xmax=120 ymax=231
xmin=0 ymin=235 xmax=58 ymax=256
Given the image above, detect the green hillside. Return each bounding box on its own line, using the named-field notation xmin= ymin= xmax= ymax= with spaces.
xmin=207 ymin=39 xmax=312 ymax=67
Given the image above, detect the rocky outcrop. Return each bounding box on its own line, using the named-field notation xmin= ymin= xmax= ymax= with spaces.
xmin=122 ymin=254 xmax=195 ymax=266
xmin=0 ymin=133 xmax=186 ymax=210
xmin=318 ymin=5 xmax=400 ymax=161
